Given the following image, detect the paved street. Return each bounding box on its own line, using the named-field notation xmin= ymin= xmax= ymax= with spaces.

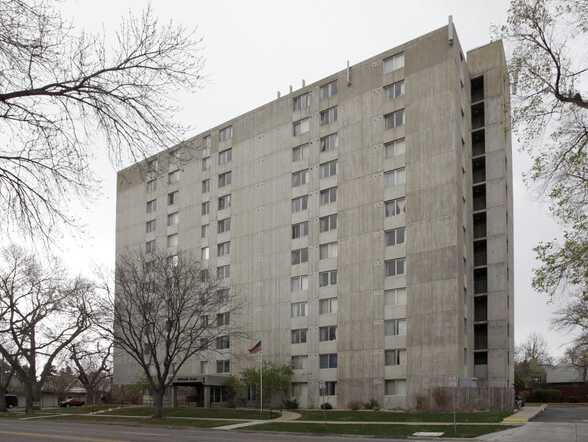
xmin=0 ymin=419 xmax=433 ymax=442
xmin=532 ymin=404 xmax=588 ymax=422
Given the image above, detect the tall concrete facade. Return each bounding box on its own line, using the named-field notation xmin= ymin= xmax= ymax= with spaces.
xmin=114 ymin=23 xmax=514 ymax=410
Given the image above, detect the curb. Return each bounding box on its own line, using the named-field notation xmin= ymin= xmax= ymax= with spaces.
xmin=502 ymin=404 xmax=546 ymax=424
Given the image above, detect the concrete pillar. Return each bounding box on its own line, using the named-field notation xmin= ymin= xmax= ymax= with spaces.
xmin=203 ymin=386 xmax=210 ymax=408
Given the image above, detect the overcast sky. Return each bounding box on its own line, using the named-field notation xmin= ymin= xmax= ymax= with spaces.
xmin=55 ymin=0 xmax=572 ymax=357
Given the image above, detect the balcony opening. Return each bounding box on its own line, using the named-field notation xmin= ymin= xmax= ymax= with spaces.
xmin=474 ymin=268 xmax=488 ymax=294
xmin=474 ymin=296 xmax=488 ymax=322
xmin=474 ymin=351 xmax=488 ymax=365
xmin=472 ymin=129 xmax=485 ymax=157
xmin=471 ymin=102 xmax=485 ymax=130
xmin=474 ymin=323 xmax=488 ymax=350
xmin=473 ymin=212 xmax=487 ymax=239
xmin=472 ymin=156 xmax=486 ymax=184
xmin=473 ymin=184 xmax=486 ymax=211
xmin=471 ymin=76 xmax=484 ymax=102
xmin=474 ymin=239 xmax=487 ymax=267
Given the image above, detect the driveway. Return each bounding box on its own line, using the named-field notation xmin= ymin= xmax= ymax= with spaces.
xmin=479 ymin=405 xmax=588 ymax=442
xmin=532 ymin=404 xmax=588 ymax=422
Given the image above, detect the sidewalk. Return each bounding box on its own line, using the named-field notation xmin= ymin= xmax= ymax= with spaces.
xmin=501 ymin=405 xmax=546 ymax=424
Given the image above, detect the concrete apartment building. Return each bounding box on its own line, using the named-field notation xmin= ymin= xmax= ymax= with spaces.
xmin=114 ymin=21 xmax=514 ymax=410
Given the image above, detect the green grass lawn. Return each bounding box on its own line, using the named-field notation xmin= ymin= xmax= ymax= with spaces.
xmin=297 ymin=410 xmax=511 ymax=423
xmin=103 ymin=406 xmax=279 ymax=420
xmin=49 ymin=415 xmax=239 ymax=428
xmin=247 ymin=422 xmax=512 ymax=438
xmin=37 ymin=405 xmax=115 ymax=414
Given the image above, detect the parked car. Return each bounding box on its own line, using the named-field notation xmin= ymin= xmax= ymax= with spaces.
xmin=4 ymin=394 xmax=18 ymax=408
xmin=59 ymin=398 xmax=85 ymax=407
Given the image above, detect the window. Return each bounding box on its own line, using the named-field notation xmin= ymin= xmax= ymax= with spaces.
xmin=290 ymin=275 xmax=309 ymax=292
xmin=293 ymin=93 xmax=311 ymax=111
xmin=217 ymin=264 xmax=230 ymax=280
xmin=291 ymin=355 xmax=307 ymax=370
xmin=385 ymin=257 xmax=406 ymax=276
xmin=319 ymin=353 xmax=338 ymax=369
xmin=168 ymin=191 xmax=178 ymax=206
xmin=292 ymin=221 xmax=309 ymax=239
xmin=218 ymin=194 xmax=231 ymax=210
xmin=385 ymin=227 xmax=406 ymax=246
xmin=385 ymin=197 xmax=406 ymax=217
xmin=384 ymin=287 xmax=407 ymax=306
xmin=167 ymin=255 xmax=178 ymax=267
xmin=216 ymin=335 xmax=230 ymax=349
xmin=319 ymin=326 xmax=336 ymax=342
xmin=320 ymin=187 xmax=337 ymax=206
xmin=292 ymin=169 xmax=309 ymax=187
xmin=200 ymin=269 xmax=209 ymax=283
xmin=383 ymin=52 xmax=404 ymax=73
xmin=146 ymin=179 xmax=157 ymax=193
xmin=218 ymin=241 xmax=231 ymax=257
xmin=385 ymin=379 xmax=407 ymax=396
xmin=201 ymin=201 xmax=210 ymax=216
xmin=324 ymin=381 xmax=337 ymax=396
xmin=199 ymin=338 xmax=208 ymax=350
xmin=218 ymin=218 xmax=231 ymax=233
xmin=202 ymin=179 xmax=210 ymax=193
xmin=319 ymin=133 xmax=338 ymax=153
xmin=384 ymin=167 xmax=406 ymax=186
xmin=216 ymin=359 xmax=230 ymax=373
xmin=146 ymin=239 xmax=156 ymax=254
xmin=168 ymin=170 xmax=180 ymax=185
xmin=384 ymin=109 xmax=405 ymax=129
xmin=167 ymin=233 xmax=178 ymax=249
xmin=292 ymin=143 xmax=309 ymax=162
xmin=385 ymin=349 xmax=406 ymax=366
xmin=219 ymin=125 xmax=233 ymax=142
xmin=219 ymin=171 xmax=232 ymax=188
xmin=319 ymin=297 xmax=337 ymax=315
xmin=201 ymin=224 xmax=208 ymax=238
xmin=319 ymin=270 xmax=337 ymax=287
xmin=384 ymin=138 xmax=406 ymax=158
xmin=146 ymin=199 xmax=157 ymax=214
xmin=217 ymin=288 xmax=230 ymax=304
xmin=384 ymin=80 xmax=405 ymax=99
xmin=219 ymin=148 xmax=232 ymax=165
xmin=319 ymin=160 xmax=337 ymax=178
xmin=291 ymin=195 xmax=308 ymax=212
xmin=147 ymin=158 xmax=159 ymax=172
xmin=293 ymin=118 xmax=310 ymax=136
xmin=320 ymin=106 xmax=338 ymax=126
xmin=146 ymin=219 xmax=156 ymax=233
xmin=291 ymin=302 xmax=308 ymax=318
xmin=202 ymin=156 xmax=210 ymax=171
xmin=319 ymin=242 xmax=338 ymax=259
xmin=291 ymin=328 xmax=307 ymax=344
xmin=203 ymin=135 xmax=211 ymax=148
xmin=165 ymin=212 xmax=178 ymax=227
xmin=320 ymin=80 xmax=337 ymax=100
xmin=319 ymin=214 xmax=337 ymax=233
xmin=384 ymin=318 xmax=407 ymax=336
xmin=291 ymin=248 xmax=309 ymax=265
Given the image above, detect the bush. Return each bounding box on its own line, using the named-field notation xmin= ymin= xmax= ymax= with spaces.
xmin=282 ymin=398 xmax=299 ymax=409
xmin=347 ymin=400 xmax=363 ymax=410
xmin=529 ymin=389 xmax=562 ymax=402
xmin=364 ymin=398 xmax=380 ymax=410
xmin=320 ymin=402 xmax=333 ymax=410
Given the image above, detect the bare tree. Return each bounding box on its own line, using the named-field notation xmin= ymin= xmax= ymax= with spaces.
xmin=499 ymin=0 xmax=587 ymax=356
xmin=69 ymin=337 xmax=112 ymax=405
xmin=102 ymin=250 xmax=239 ymax=418
xmin=562 ymin=340 xmax=588 ymax=382
xmin=0 ymin=244 xmax=97 ymax=413
xmin=0 ymin=0 xmax=204 ymax=240
xmin=517 ymin=332 xmax=553 ymax=365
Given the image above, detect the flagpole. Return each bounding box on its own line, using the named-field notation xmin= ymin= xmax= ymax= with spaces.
xmin=259 ymin=347 xmax=263 ymax=414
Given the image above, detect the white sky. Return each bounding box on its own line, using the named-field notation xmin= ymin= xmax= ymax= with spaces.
xmin=54 ymin=0 xmax=573 ymax=357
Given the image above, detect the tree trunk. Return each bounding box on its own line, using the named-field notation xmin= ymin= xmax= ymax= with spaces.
xmin=152 ymin=389 xmax=164 ymax=419
xmin=24 ymin=382 xmax=34 ymax=414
